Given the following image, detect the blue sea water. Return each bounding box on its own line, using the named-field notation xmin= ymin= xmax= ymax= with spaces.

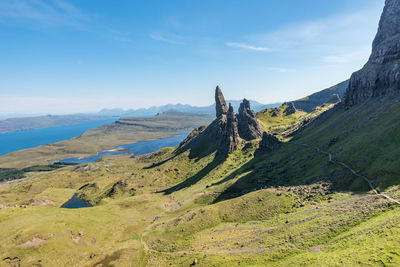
xmin=59 ymin=131 xmax=189 ymax=164
xmin=0 ymin=119 xmax=117 ymax=157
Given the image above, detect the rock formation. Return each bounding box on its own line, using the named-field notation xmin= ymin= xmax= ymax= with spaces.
xmin=215 ymin=86 xmax=228 ymax=117
xmin=283 ymin=102 xmax=297 ymax=115
xmin=219 ymin=103 xmax=240 ymax=155
xmin=237 ymin=99 xmax=264 ymax=140
xmin=345 ymin=0 xmax=400 ymax=106
xmin=177 ymin=87 xmax=240 ymax=157
xmin=255 ymin=132 xmax=280 ymax=156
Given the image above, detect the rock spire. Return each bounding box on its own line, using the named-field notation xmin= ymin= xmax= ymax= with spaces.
xmin=215 ymin=86 xmax=228 ymax=118
xmin=237 ymin=99 xmax=264 ymax=141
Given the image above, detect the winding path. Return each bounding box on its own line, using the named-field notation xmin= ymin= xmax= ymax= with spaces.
xmin=289 ymin=141 xmax=400 ymax=205
xmin=139 ymin=141 xmax=400 ymax=257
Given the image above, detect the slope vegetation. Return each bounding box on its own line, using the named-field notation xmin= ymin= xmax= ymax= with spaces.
xmin=0 ymin=94 xmax=399 ymax=266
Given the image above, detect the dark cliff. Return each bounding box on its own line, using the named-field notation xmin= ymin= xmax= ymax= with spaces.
xmin=345 ymin=0 xmax=400 ymax=106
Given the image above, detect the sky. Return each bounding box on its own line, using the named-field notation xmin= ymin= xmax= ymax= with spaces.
xmin=0 ymin=0 xmax=385 ymax=115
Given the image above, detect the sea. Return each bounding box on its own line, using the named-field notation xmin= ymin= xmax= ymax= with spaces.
xmin=0 ymin=119 xmax=117 ymax=157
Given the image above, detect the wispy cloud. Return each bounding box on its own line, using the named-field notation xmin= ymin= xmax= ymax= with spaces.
xmin=265 ymin=67 xmax=295 ymax=73
xmin=226 ymin=42 xmax=270 ymax=51
xmin=107 ymin=27 xmax=134 ymax=43
xmin=149 ymin=34 xmax=184 ymax=45
xmin=254 ymin=6 xmax=382 ymax=54
xmin=321 ymin=46 xmax=371 ymax=64
xmin=0 ymin=0 xmax=89 ymax=27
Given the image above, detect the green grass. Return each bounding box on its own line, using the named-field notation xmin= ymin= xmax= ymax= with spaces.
xmin=0 ymin=162 xmax=75 ymax=182
xmin=1 ymin=96 xmax=400 ymax=266
xmin=257 ymin=103 xmax=335 ymax=139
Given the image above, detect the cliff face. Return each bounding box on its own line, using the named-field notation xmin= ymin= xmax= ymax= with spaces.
xmin=345 ymin=0 xmax=400 ymax=106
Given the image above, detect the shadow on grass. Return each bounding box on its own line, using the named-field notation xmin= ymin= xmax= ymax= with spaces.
xmin=160 ymin=155 xmax=225 ymax=195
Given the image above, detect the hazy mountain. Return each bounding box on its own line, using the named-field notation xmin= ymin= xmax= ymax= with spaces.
xmin=98 ymin=100 xmax=281 ymax=117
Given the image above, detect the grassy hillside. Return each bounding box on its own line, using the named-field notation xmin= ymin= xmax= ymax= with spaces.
xmin=0 ymin=111 xmax=212 ymax=169
xmin=257 ymin=102 xmax=335 ymax=139
xmin=0 ymin=95 xmax=399 ymax=266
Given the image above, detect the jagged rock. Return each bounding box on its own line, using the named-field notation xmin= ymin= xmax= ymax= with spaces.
xmin=237 ymin=99 xmax=264 ymax=140
xmin=255 ymin=132 xmax=280 ymax=155
xmin=215 ymin=86 xmax=228 ymax=117
xmin=283 ymin=102 xmax=297 ymax=115
xmin=345 ymin=0 xmax=400 ymax=106
xmin=177 ymin=87 xmax=240 ymax=157
xmin=327 ymin=94 xmax=341 ymax=104
xmin=219 ymin=103 xmax=240 ymax=155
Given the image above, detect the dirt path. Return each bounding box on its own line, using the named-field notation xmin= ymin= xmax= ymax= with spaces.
xmin=139 ymin=142 xmax=400 ymax=257
xmin=290 ymin=141 xmax=400 ymax=205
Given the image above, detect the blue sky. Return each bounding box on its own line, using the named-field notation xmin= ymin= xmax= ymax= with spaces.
xmin=0 ymin=0 xmax=385 ymax=115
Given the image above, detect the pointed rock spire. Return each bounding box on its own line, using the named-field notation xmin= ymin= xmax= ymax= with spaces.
xmin=237 ymin=99 xmax=264 ymax=141
xmin=215 ymin=86 xmax=228 ymax=118
xmin=219 ymin=103 xmax=240 ymax=155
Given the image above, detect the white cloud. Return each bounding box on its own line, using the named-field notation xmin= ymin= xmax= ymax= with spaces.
xmin=265 ymin=67 xmax=294 ymax=73
xmin=0 ymin=0 xmax=88 ymax=27
xmin=149 ymin=34 xmax=184 ymax=45
xmin=226 ymin=42 xmax=270 ymax=51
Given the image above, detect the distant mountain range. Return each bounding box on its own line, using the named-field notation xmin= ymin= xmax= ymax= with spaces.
xmin=0 ymin=83 xmax=350 ymax=134
xmin=0 ymin=100 xmax=280 ymax=133
xmin=96 ymin=100 xmax=281 ymax=117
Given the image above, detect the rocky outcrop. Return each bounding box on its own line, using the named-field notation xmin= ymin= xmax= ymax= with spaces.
xmin=237 ymin=99 xmax=264 ymax=140
xmin=345 ymin=0 xmax=400 ymax=106
xmin=215 ymin=86 xmax=228 ymax=117
xmin=255 ymin=132 xmax=280 ymax=156
xmin=283 ymin=102 xmax=297 ymax=115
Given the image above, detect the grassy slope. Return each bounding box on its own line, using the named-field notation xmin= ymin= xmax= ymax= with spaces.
xmin=0 ymin=111 xmax=213 ymax=169
xmin=257 ymin=103 xmax=335 ymax=139
xmin=0 ymin=97 xmax=400 ymax=266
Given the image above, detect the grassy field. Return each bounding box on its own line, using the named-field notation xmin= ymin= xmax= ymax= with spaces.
xmin=0 ymin=97 xmax=399 ymax=266
xmin=0 ymin=111 xmax=213 ymax=169
xmin=257 ymin=102 xmax=335 ymax=139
